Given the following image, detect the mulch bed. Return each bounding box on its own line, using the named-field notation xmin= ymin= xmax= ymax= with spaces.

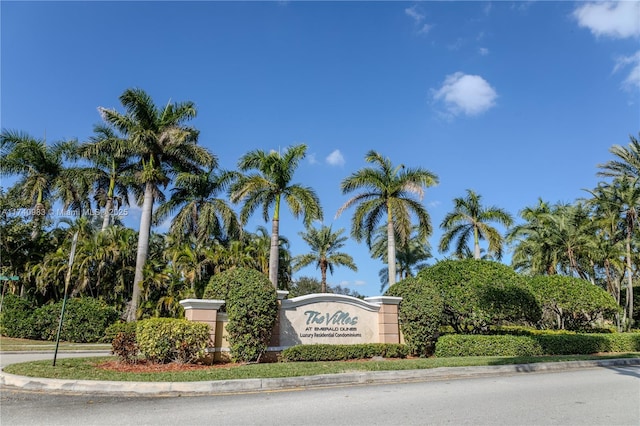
xmin=97 ymin=360 xmax=244 ymax=373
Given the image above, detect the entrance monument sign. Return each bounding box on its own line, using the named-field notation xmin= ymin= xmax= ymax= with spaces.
xmin=181 ymin=292 xmax=402 ymax=357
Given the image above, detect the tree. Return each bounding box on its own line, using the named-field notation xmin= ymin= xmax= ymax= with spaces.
xmin=0 ymin=130 xmax=78 ymax=239
xmin=337 ymin=150 xmax=438 ymax=287
xmin=590 ymin=178 xmax=640 ymax=326
xmin=508 ymin=199 xmax=559 ymax=276
xmin=230 ymin=144 xmax=323 ymax=288
xmin=99 ymin=88 xmax=214 ymax=321
xmin=370 ymin=226 xmax=432 ymax=292
xmin=598 ymin=134 xmax=640 ymax=179
xmin=292 ymin=225 xmax=357 ymax=293
xmin=154 ymin=168 xmax=241 ymax=245
xmin=78 ymin=124 xmax=133 ymax=231
xmin=439 ymin=189 xmax=513 ymax=260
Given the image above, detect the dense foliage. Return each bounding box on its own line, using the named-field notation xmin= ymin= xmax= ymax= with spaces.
xmin=385 ymin=276 xmax=443 ymax=356
xmin=435 ymin=332 xmax=640 ymax=357
xmin=0 ymin=293 xmax=37 ymax=339
xmin=281 ymin=343 xmax=408 ymax=361
xmin=527 ymin=275 xmax=621 ymax=331
xmin=203 ymin=268 xmax=278 ymax=362
xmin=0 ymin=295 xmax=118 ymax=343
xmin=1 ymin=91 xmax=637 ymax=338
xmin=136 ymin=318 xmax=210 ymax=364
xmin=418 ymin=260 xmax=541 ymax=333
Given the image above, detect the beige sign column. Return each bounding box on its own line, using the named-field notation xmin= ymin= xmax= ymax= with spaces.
xmin=179 ymin=299 xmax=224 ymax=351
xmin=364 ymin=296 xmax=402 ymax=344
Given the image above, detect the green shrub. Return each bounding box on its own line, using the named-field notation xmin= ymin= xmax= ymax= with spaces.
xmin=31 ymin=298 xmax=119 ymax=343
xmin=435 ymin=334 xmax=544 ymax=357
xmin=203 ymin=268 xmax=278 ymax=363
xmin=418 ymin=260 xmax=541 ymax=334
xmin=136 ymin=318 xmax=209 ymax=364
xmin=0 ymin=293 xmax=36 ymax=339
xmin=527 ymin=275 xmax=621 ymax=331
xmin=281 ymin=343 xmax=409 ymax=362
xmin=385 ymin=276 xmax=443 ymax=357
xmin=111 ymin=331 xmax=139 ymax=364
xmin=434 ymin=332 xmax=640 ymax=357
xmin=103 ymin=321 xmax=137 ymax=343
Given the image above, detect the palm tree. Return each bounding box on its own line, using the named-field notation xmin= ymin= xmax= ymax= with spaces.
xmin=508 ymin=199 xmax=558 ymax=275
xmin=598 ymin=134 xmax=640 ymax=179
xmin=0 ymin=130 xmax=78 ymax=239
xmin=439 ymin=189 xmax=513 ymax=260
xmin=230 ymin=144 xmax=323 ymax=288
xmin=591 ymin=177 xmax=640 ymax=326
xmin=293 ymin=225 xmax=357 ymax=293
xmin=154 ymin=168 xmax=241 ymax=245
xmin=370 ymin=225 xmax=431 ymax=292
xmin=78 ymin=124 xmax=134 ymax=231
xmin=99 ymin=88 xmax=215 ymax=321
xmin=337 ymin=150 xmax=438 ymax=287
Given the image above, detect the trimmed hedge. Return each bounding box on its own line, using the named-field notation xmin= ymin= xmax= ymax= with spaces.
xmin=434 ymin=332 xmax=640 ymax=357
xmin=385 ymin=276 xmax=443 ymax=357
xmin=136 ymin=318 xmax=210 ymax=364
xmin=418 ymin=260 xmax=541 ymax=334
xmin=203 ymin=268 xmax=278 ymax=363
xmin=281 ymin=344 xmax=409 ymax=362
xmin=527 ymin=275 xmax=620 ymax=331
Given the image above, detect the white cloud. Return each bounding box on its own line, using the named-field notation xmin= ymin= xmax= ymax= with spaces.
xmin=432 ymin=72 xmax=498 ymax=117
xmin=326 ymin=149 xmax=345 ymax=167
xmin=418 ymin=24 xmax=432 ymax=34
xmin=405 ymin=5 xmax=424 ymax=23
xmin=479 ymin=47 xmax=490 ymax=56
xmin=307 ymin=153 xmax=319 ymax=165
xmin=573 ymin=1 xmax=640 ymax=39
xmin=614 ymin=50 xmax=640 ymax=90
xmin=483 ymin=2 xmax=492 ymax=16
xmin=405 ymin=4 xmax=432 ymax=35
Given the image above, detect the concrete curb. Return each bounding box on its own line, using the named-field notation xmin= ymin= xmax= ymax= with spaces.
xmin=1 ymin=357 xmax=638 ymax=396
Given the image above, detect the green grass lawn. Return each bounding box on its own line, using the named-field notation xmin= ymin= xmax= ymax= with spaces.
xmin=0 ymin=336 xmax=111 ymax=352
xmin=3 ymin=352 xmax=639 ymax=382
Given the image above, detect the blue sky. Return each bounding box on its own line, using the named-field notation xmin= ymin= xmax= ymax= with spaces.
xmin=2 ymin=1 xmax=639 ymax=296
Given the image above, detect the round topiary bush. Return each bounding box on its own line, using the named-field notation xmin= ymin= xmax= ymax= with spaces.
xmin=527 ymin=275 xmax=621 ymax=331
xmin=203 ymin=268 xmax=278 ymax=362
xmin=417 ymin=259 xmax=541 ymax=334
xmin=385 ymin=276 xmax=443 ymax=357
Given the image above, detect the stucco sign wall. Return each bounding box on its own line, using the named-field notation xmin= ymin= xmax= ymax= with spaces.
xmin=278 ymin=294 xmax=399 ymax=346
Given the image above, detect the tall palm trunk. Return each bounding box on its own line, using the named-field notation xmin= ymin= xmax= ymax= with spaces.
xmin=473 ymin=226 xmax=481 ymax=260
xmin=127 ymin=181 xmax=154 ymax=322
xmin=269 ymin=218 xmax=280 ymax=288
xmin=320 ymin=260 xmax=328 ymax=293
xmin=625 ymin=235 xmax=634 ymax=327
xmin=387 ymin=212 xmax=397 ymax=287
xmin=101 ymin=197 xmax=113 ymax=232
xmin=101 ymin=165 xmax=117 ymax=232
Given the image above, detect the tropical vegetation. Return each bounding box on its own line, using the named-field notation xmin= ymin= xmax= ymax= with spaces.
xmin=0 ymin=86 xmax=637 ymax=340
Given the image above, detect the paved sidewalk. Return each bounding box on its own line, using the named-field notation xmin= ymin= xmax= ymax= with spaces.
xmin=1 ymin=354 xmax=638 ymax=396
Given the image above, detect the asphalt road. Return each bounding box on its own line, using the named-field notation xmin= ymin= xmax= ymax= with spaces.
xmin=1 ymin=358 xmax=639 ymax=426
